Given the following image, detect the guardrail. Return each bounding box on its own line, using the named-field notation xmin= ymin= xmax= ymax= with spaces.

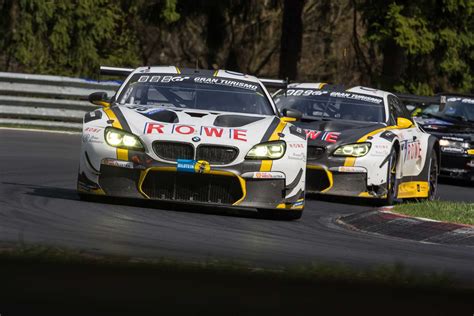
xmin=0 ymin=72 xmax=120 ymax=131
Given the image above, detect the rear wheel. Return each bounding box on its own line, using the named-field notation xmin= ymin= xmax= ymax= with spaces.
xmin=383 ymin=148 xmax=399 ymax=205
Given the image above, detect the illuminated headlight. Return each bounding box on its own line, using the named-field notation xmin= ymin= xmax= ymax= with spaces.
xmin=333 ymin=143 xmax=371 ymax=157
xmin=439 ymin=139 xmax=469 ymax=148
xmin=246 ymin=141 xmax=286 ymax=160
xmin=105 ymin=127 xmax=144 ymax=151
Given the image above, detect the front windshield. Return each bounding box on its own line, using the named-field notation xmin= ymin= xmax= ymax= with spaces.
xmin=440 ymin=97 xmax=474 ymax=122
xmin=274 ymin=89 xmax=385 ymax=123
xmin=117 ymin=74 xmax=274 ymax=115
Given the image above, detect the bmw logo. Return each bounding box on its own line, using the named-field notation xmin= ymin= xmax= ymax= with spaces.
xmin=192 ymin=136 xmax=201 ymax=142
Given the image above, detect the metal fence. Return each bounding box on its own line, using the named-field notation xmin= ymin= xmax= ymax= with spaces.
xmin=0 ymin=72 xmax=120 ymax=131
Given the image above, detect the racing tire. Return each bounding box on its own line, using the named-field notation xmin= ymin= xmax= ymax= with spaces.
xmin=383 ymin=148 xmax=399 ymax=206
xmin=258 ymin=209 xmax=303 ymax=221
xmin=426 ymin=149 xmax=439 ymax=201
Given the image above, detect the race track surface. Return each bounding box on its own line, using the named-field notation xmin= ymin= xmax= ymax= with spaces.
xmin=1 ymin=129 xmax=473 ymax=281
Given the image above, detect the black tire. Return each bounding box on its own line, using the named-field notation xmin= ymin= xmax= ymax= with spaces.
xmin=383 ymin=148 xmax=399 ymax=205
xmin=426 ymin=149 xmax=438 ymax=201
xmin=258 ymin=208 xmax=303 ymax=220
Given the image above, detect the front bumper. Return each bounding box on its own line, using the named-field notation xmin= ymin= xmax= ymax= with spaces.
xmin=78 ymin=156 xmax=304 ymax=210
xmin=306 ymin=165 xmax=373 ymax=197
xmin=439 ymin=152 xmax=474 ymax=181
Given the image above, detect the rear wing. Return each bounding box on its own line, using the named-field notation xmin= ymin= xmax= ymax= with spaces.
xmin=395 ymin=93 xmax=440 ymax=105
xmin=258 ymin=78 xmax=288 ymax=90
xmin=100 ymin=66 xmax=134 ymax=76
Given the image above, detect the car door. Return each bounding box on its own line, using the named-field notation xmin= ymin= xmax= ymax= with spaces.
xmin=388 ymin=95 xmax=424 ymax=179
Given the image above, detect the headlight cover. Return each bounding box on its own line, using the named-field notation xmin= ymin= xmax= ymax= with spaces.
xmin=333 ymin=142 xmax=371 ymax=157
xmin=439 ymin=139 xmax=469 ymax=149
xmin=104 ymin=127 xmax=144 ymax=151
xmin=246 ymin=141 xmax=286 ymax=160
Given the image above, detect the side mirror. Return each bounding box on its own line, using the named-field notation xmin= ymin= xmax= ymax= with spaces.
xmin=89 ymin=92 xmax=110 ymax=107
xmin=281 ymin=108 xmax=302 ymax=122
xmin=397 ymin=117 xmax=413 ymax=128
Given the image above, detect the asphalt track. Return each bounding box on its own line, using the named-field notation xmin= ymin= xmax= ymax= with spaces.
xmin=1 ymin=129 xmax=473 ymax=282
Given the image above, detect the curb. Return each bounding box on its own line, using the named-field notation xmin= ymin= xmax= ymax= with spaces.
xmin=338 ymin=207 xmax=474 ymax=246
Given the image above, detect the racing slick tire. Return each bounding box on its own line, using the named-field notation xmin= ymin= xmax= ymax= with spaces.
xmin=383 ymin=148 xmax=399 ymax=206
xmin=425 ymin=149 xmax=439 ymax=201
xmin=258 ymin=209 xmax=303 ymax=221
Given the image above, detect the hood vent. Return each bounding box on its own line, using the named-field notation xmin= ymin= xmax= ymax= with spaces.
xmin=144 ymin=110 xmax=179 ymax=123
xmin=185 ymin=112 xmax=209 ymax=118
xmin=214 ymin=115 xmax=264 ymax=127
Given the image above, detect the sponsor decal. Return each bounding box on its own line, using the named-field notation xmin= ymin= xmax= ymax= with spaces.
xmin=144 ymin=122 xmax=247 ymax=141
xmin=401 ymin=140 xmax=422 ymax=161
xmin=329 ymin=92 xmax=383 ymax=104
xmin=254 ymin=172 xmax=284 ymax=179
xmin=379 ymin=130 xmax=396 ymax=142
xmin=441 ymin=147 xmax=465 ymax=154
xmin=82 ymin=127 xmax=103 ymax=144
xmin=138 ymin=75 xmax=190 ymax=83
xmin=286 ymin=89 xmax=329 ymax=97
xmin=193 ymin=77 xmax=258 ymax=91
xmin=84 ymin=110 xmax=102 ymax=123
xmin=176 ymin=159 xmax=211 ymax=174
xmin=102 ymin=158 xmax=134 ymax=169
xmin=304 ymin=129 xmax=340 ymax=143
xmin=85 ymin=127 xmax=102 ymax=133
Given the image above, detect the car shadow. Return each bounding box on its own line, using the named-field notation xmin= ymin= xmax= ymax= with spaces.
xmin=306 ymin=193 xmax=382 ymax=207
xmin=2 ymin=181 xmax=283 ymax=221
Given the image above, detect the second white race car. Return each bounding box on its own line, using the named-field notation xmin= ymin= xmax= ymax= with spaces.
xmin=274 ymin=83 xmax=440 ymax=204
xmin=77 ymin=66 xmax=306 ymax=219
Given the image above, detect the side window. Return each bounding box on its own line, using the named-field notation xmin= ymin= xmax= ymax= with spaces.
xmin=388 ymin=95 xmax=412 ymax=125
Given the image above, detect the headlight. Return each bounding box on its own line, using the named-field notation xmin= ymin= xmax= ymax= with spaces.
xmin=439 ymin=139 xmax=469 ymax=148
xmin=333 ymin=143 xmax=371 ymax=157
xmin=246 ymin=141 xmax=286 ymax=160
xmin=104 ymin=127 xmax=144 ymax=151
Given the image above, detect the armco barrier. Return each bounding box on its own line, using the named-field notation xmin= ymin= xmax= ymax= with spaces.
xmin=0 ymin=72 xmax=120 ymax=131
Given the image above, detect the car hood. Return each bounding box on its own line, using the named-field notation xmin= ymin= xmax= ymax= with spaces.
xmin=114 ymin=105 xmax=280 ymax=150
xmin=294 ymin=119 xmax=385 ymax=148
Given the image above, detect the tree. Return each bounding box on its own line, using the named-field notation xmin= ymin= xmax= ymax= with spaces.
xmin=359 ymin=0 xmax=473 ymax=94
xmin=279 ymin=0 xmax=305 ymax=80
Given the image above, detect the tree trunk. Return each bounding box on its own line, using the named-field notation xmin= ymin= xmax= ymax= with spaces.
xmin=279 ymin=0 xmax=305 ymax=80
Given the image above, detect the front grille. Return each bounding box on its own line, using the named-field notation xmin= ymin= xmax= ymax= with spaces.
xmin=307 ymin=146 xmax=326 ymax=160
xmin=197 ymin=145 xmax=238 ymax=164
xmin=306 ymin=168 xmax=331 ymax=192
xmin=141 ymin=171 xmax=243 ymax=204
xmin=153 ymin=141 xmax=194 ymax=161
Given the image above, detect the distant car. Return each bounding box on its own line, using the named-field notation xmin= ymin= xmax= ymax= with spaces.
xmin=273 ymin=83 xmax=439 ymax=204
xmin=415 ymin=95 xmax=474 ymax=181
xmin=77 ymin=66 xmax=306 ymax=219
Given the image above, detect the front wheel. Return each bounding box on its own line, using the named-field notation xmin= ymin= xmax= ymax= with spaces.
xmin=383 ymin=148 xmax=399 ymax=205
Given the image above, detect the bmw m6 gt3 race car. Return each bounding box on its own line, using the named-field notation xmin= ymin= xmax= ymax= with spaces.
xmin=77 ymin=66 xmax=307 ymax=219
xmin=273 ymin=83 xmax=439 ymax=204
xmin=413 ymin=94 xmax=474 ymax=181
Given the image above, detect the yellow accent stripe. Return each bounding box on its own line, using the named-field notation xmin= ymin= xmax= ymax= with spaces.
xmin=175 ymin=66 xmax=181 ymax=74
xmin=103 ymin=108 xmax=128 ymax=161
xmin=260 ymin=120 xmax=287 ymax=172
xmin=213 ymin=70 xmax=219 ymax=76
xmin=343 ymin=126 xmax=399 ymax=167
xmin=319 ymin=83 xmax=327 ymax=89
xmin=137 ymin=167 xmax=247 ymax=205
xmin=397 ymin=181 xmax=429 ymax=199
xmin=468 ymin=149 xmax=474 ymax=155
xmin=307 ymin=165 xmax=333 ymax=193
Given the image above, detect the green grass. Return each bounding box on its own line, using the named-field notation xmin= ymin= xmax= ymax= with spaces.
xmin=394 ymin=201 xmax=474 ymax=225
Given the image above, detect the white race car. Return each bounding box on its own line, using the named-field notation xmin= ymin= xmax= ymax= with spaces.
xmin=77 ymin=66 xmax=306 ymax=219
xmin=274 ymin=83 xmax=439 ymax=204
